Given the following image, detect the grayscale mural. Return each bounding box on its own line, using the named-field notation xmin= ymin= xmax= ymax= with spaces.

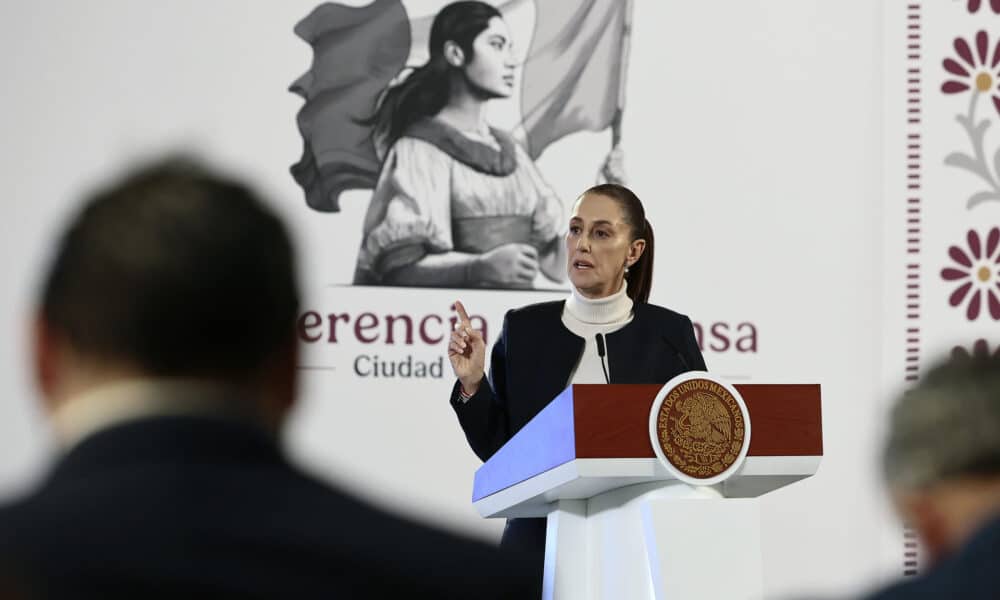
xmin=291 ymin=0 xmax=633 ymax=289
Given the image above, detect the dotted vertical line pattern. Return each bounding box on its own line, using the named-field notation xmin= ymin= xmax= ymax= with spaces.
xmin=902 ymin=1 xmax=922 ymax=579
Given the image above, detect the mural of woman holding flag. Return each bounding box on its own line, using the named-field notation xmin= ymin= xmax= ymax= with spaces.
xmin=292 ymin=0 xmax=633 ymax=289
xmin=355 ymin=1 xmax=566 ymax=288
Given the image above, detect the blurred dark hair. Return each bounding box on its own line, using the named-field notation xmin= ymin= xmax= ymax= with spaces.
xmin=39 ymin=157 xmax=299 ymax=376
xmin=584 ymin=183 xmax=654 ymax=304
xmin=369 ymin=1 xmax=502 ymax=150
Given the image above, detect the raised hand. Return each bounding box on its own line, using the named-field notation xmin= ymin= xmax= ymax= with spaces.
xmin=448 ymin=300 xmax=486 ymax=395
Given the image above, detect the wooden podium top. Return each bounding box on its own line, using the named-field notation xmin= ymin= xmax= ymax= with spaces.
xmin=472 ymin=383 xmax=822 ymax=507
xmin=572 ymin=383 xmax=822 ymax=458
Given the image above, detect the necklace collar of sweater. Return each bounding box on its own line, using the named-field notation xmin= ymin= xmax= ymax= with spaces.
xmin=565 ymin=282 xmax=633 ymax=325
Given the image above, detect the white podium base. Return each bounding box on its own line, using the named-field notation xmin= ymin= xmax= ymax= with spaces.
xmin=543 ymin=481 xmax=763 ymax=600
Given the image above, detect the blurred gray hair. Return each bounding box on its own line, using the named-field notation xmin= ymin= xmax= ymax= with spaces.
xmin=883 ymin=354 xmax=1000 ymax=490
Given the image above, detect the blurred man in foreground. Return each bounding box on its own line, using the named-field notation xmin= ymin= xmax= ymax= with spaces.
xmin=0 ymin=158 xmax=537 ymax=599
xmin=864 ymin=352 xmax=1000 ymax=599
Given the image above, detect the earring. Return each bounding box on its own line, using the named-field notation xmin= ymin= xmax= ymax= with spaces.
xmin=624 ymin=265 xmax=630 ymax=276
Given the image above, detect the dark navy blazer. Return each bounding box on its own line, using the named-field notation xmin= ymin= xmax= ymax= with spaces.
xmin=451 ymin=299 xmax=707 ymax=463
xmin=0 ymin=416 xmax=538 ymax=599
xmin=863 ymin=516 xmax=1000 ymax=600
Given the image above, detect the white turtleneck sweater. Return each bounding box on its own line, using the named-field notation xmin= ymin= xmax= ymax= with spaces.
xmin=457 ymin=284 xmax=633 ymax=402
xmin=561 ymin=283 xmax=634 ymax=384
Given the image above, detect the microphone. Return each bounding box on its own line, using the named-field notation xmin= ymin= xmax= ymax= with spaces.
xmin=595 ymin=333 xmax=611 ymax=384
xmin=662 ymin=335 xmax=690 ymax=371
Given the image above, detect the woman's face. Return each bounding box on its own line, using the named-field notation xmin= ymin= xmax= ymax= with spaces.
xmin=565 ymin=193 xmax=645 ymax=299
xmin=463 ymin=17 xmax=516 ymax=99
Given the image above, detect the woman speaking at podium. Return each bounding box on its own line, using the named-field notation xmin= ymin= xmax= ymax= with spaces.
xmin=447 ymin=183 xmax=706 ymax=559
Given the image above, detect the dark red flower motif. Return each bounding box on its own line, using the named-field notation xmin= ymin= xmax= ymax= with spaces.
xmin=941 ymin=31 xmax=1000 ymax=115
xmin=951 ymin=338 xmax=1000 ymax=359
xmin=967 ymin=0 xmax=1000 ymax=13
xmin=940 ymin=227 xmax=1000 ymax=320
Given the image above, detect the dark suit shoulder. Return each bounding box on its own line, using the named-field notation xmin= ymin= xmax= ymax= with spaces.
xmin=0 ymin=494 xmax=38 ymax=550
xmin=508 ymin=300 xmax=695 ymax=333
xmin=0 ymin=420 xmax=540 ymax=599
xmin=507 ymin=300 xmax=564 ymax=321
xmin=634 ymin=302 xmax=694 ymax=328
xmin=859 ymin=520 xmax=1000 ymax=600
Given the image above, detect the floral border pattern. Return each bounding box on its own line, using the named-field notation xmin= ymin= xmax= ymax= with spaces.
xmin=941 ymin=31 xmax=1000 ymax=207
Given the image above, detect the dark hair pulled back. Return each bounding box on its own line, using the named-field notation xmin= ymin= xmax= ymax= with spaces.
xmin=584 ymin=183 xmax=655 ymax=304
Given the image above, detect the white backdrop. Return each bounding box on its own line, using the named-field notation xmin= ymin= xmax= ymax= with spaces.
xmin=0 ymin=1 xmax=901 ymax=598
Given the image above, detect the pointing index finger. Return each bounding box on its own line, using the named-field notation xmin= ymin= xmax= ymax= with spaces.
xmin=453 ymin=300 xmax=472 ymax=328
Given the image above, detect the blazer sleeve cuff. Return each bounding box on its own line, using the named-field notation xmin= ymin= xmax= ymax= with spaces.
xmin=449 ymin=375 xmax=490 ymax=407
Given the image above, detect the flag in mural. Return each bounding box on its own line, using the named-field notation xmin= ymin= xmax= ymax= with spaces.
xmin=519 ymin=0 xmax=631 ymax=158
xmin=289 ymin=0 xmax=411 ymax=213
xmin=290 ymin=0 xmax=632 ymax=212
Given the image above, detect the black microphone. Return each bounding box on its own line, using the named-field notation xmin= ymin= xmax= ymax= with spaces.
xmin=595 ymin=333 xmax=611 ymax=384
xmin=662 ymin=335 xmax=691 ymax=371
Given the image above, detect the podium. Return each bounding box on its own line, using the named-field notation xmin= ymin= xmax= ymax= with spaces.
xmin=471 ymin=383 xmax=822 ymax=600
